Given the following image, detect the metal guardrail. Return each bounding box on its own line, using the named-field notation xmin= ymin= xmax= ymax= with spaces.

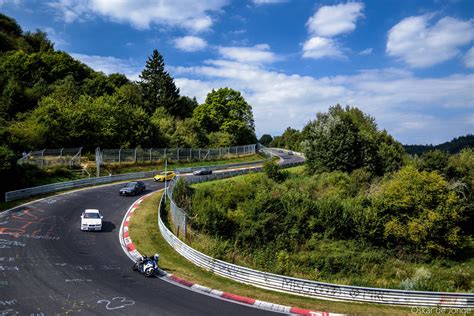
xmin=159 ymin=152 xmax=474 ymax=308
xmin=5 ymin=146 xmax=267 ymax=203
xmin=174 ymin=159 xmax=267 ymax=174
xmin=5 ymin=171 xmax=158 ymax=202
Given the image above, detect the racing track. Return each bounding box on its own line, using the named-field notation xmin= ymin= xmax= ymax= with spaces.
xmin=1 ymin=151 xmax=304 ymax=315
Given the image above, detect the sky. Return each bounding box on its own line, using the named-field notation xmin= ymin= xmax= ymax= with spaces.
xmin=1 ymin=0 xmax=473 ymax=145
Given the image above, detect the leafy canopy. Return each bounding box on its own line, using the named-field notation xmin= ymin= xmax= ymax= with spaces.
xmin=193 ymin=88 xmax=257 ymax=145
xmin=302 ymin=105 xmax=405 ymax=175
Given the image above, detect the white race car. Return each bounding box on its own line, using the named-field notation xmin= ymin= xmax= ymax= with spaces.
xmin=80 ymin=209 xmax=103 ymax=231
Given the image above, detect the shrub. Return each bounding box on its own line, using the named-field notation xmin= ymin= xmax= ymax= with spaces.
xmin=371 ymin=166 xmax=467 ymax=256
xmin=263 ymin=160 xmax=288 ymax=183
xmin=302 ymin=105 xmax=405 ymax=176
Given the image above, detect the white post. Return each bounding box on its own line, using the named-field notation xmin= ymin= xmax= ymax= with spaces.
xmin=95 ymin=147 xmax=101 ymax=177
xmin=41 ymin=149 xmax=45 ymax=168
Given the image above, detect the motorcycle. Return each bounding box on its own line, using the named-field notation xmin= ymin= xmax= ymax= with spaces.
xmin=132 ymin=254 xmax=159 ymax=277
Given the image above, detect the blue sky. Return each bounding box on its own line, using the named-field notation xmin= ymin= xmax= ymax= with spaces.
xmin=1 ymin=0 xmax=473 ymax=145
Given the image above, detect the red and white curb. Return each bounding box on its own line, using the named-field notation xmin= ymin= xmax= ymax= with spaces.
xmin=119 ymin=192 xmax=345 ymax=316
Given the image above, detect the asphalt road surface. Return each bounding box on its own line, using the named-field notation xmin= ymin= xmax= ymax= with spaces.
xmin=0 ymin=150 xmax=304 ymax=315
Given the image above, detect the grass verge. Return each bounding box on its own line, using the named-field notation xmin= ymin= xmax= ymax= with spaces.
xmin=128 ymin=190 xmax=427 ymax=316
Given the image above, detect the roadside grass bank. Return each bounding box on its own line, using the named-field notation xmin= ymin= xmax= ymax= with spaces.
xmin=184 ymin=169 xmax=474 ymax=293
xmin=128 ymin=190 xmax=419 ymax=316
xmin=0 ymin=154 xmax=264 ymax=211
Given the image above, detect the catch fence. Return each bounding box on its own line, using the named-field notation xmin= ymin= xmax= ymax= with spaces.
xmin=99 ymin=145 xmax=256 ymax=164
xmin=17 ymin=147 xmax=83 ymax=168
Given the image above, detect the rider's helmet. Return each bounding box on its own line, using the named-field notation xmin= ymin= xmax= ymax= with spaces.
xmin=154 ymin=253 xmax=160 ymax=261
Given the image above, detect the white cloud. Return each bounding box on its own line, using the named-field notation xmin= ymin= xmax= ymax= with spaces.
xmin=48 ymin=0 xmax=228 ymax=32
xmin=218 ymin=44 xmax=279 ymax=64
xmin=306 ymin=2 xmax=364 ymax=37
xmin=359 ymin=48 xmax=372 ymax=55
xmin=302 ymin=37 xmax=345 ymax=59
xmin=463 ymin=47 xmax=474 ymax=68
xmin=387 ymin=15 xmax=474 ymax=68
xmin=173 ymin=36 xmax=208 ymax=52
xmin=70 ymin=53 xmax=141 ymax=81
xmin=0 ymin=0 xmax=21 ymax=6
xmin=251 ymin=0 xmax=287 ymax=4
xmin=43 ymin=27 xmax=68 ymax=49
xmin=173 ymin=59 xmax=473 ymax=144
xmin=302 ymin=2 xmax=363 ymax=60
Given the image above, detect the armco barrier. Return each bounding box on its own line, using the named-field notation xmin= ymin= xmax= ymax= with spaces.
xmin=159 ymin=164 xmax=474 ymax=308
xmin=5 ymin=170 xmax=158 ymax=202
xmin=4 ymin=152 xmax=274 ymax=203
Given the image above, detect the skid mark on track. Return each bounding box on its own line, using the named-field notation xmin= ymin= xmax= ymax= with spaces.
xmin=0 ymin=208 xmax=63 ymax=240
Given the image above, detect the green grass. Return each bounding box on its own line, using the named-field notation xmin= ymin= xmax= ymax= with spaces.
xmin=128 ymin=190 xmax=427 ymax=316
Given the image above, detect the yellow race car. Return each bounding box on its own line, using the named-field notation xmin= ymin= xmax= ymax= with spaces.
xmin=153 ymin=171 xmax=176 ymax=182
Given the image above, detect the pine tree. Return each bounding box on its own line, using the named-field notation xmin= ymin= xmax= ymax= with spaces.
xmin=139 ymin=49 xmax=181 ymax=116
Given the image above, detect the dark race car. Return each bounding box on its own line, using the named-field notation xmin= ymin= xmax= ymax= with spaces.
xmin=119 ymin=181 xmax=146 ymax=196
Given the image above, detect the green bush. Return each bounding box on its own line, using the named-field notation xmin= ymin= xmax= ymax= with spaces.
xmin=371 ymin=166 xmax=467 ymax=256
xmin=263 ymin=160 xmax=288 ymax=183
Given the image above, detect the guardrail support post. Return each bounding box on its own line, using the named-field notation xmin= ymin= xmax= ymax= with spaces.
xmin=119 ymin=148 xmax=122 ymax=164
xmin=134 ymin=148 xmax=137 ymax=163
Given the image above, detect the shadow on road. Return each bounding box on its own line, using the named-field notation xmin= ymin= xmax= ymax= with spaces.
xmin=101 ymin=221 xmax=116 ymax=232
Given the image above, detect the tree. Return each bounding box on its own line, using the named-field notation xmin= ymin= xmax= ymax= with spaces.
xmin=302 ymin=105 xmax=405 ymax=175
xmin=177 ymin=96 xmax=198 ymax=119
xmin=270 ymin=127 xmax=302 ymax=150
xmin=23 ymin=30 xmax=54 ymax=53
xmin=139 ymin=49 xmax=181 ymax=117
xmin=259 ymin=134 xmax=273 ymax=146
xmin=193 ymin=88 xmax=257 ymax=145
xmin=417 ymin=150 xmax=450 ymax=174
xmin=371 ymin=166 xmax=467 ymax=256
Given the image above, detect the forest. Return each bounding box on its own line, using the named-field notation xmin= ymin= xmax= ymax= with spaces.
xmin=175 ymin=105 xmax=474 ymax=292
xmin=0 ymin=13 xmax=257 ymax=198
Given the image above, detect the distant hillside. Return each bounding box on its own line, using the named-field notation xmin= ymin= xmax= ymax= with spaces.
xmin=404 ymin=134 xmax=474 ymax=155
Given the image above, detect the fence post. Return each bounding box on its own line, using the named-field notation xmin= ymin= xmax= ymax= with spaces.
xmin=219 ymin=148 xmax=222 ymax=159
xmin=177 ymin=148 xmax=180 ymax=161
xmin=149 ymin=149 xmax=152 ymax=162
xmin=40 ymin=149 xmax=45 ymax=168
xmin=95 ymin=147 xmax=101 ymax=177
xmin=199 ymin=148 xmax=201 ymax=160
xmin=119 ymin=148 xmax=122 ymax=164
xmin=164 ymin=148 xmax=167 ymax=159
xmin=134 ymin=148 xmax=137 ymax=163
